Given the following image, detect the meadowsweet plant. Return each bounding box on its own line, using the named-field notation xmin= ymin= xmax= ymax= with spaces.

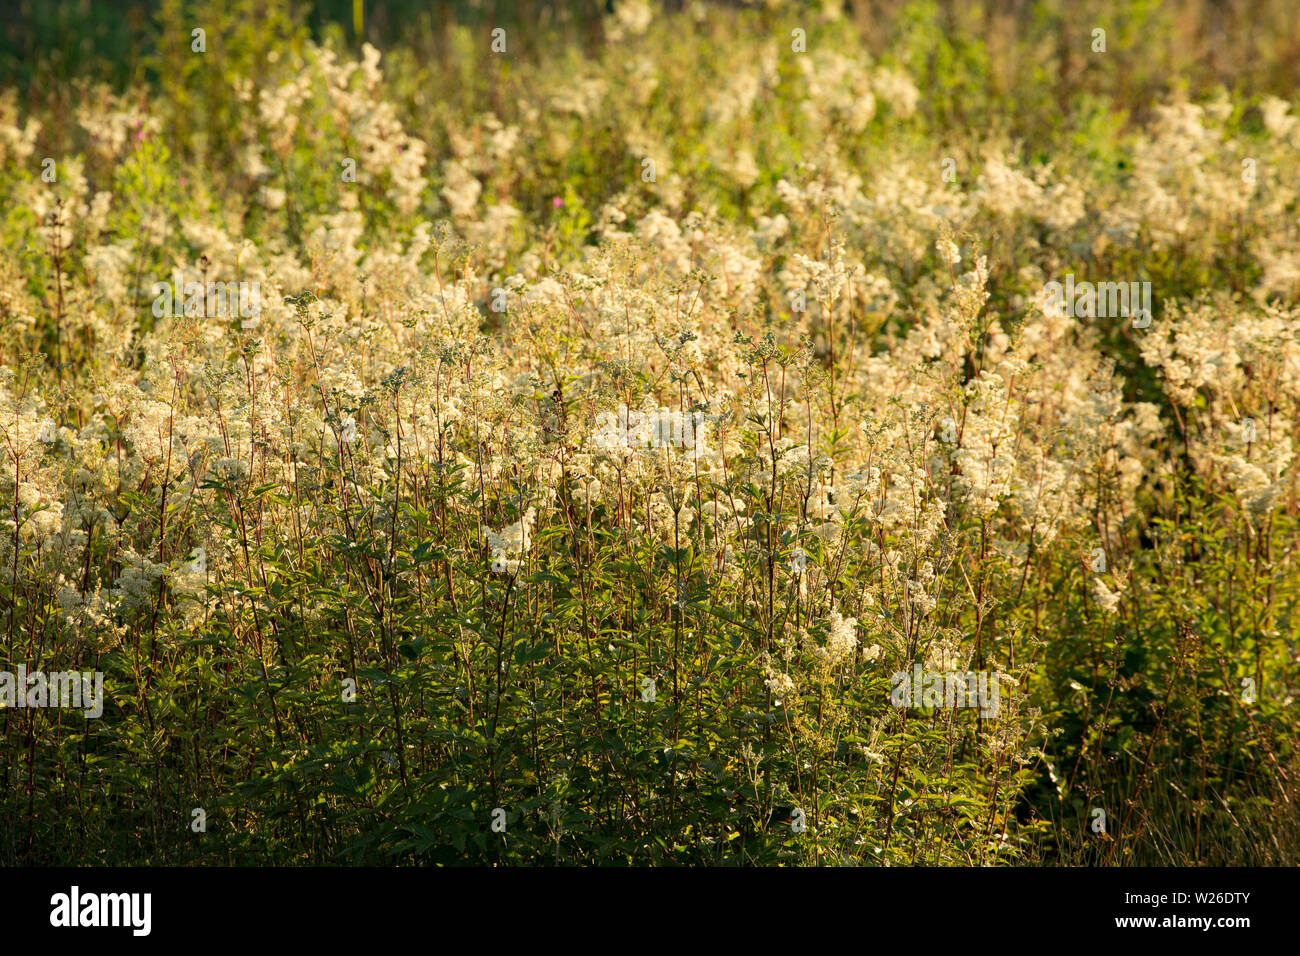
xmin=0 ymin=0 xmax=1297 ymax=867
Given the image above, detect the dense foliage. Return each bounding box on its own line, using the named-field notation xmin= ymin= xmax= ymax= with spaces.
xmin=1 ymin=0 xmax=1297 ymax=865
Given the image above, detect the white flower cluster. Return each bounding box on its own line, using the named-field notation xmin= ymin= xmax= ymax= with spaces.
xmin=485 ymin=507 xmax=537 ymax=574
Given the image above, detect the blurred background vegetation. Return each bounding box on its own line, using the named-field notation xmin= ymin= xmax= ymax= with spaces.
xmin=4 ymin=0 xmax=1300 ymax=125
